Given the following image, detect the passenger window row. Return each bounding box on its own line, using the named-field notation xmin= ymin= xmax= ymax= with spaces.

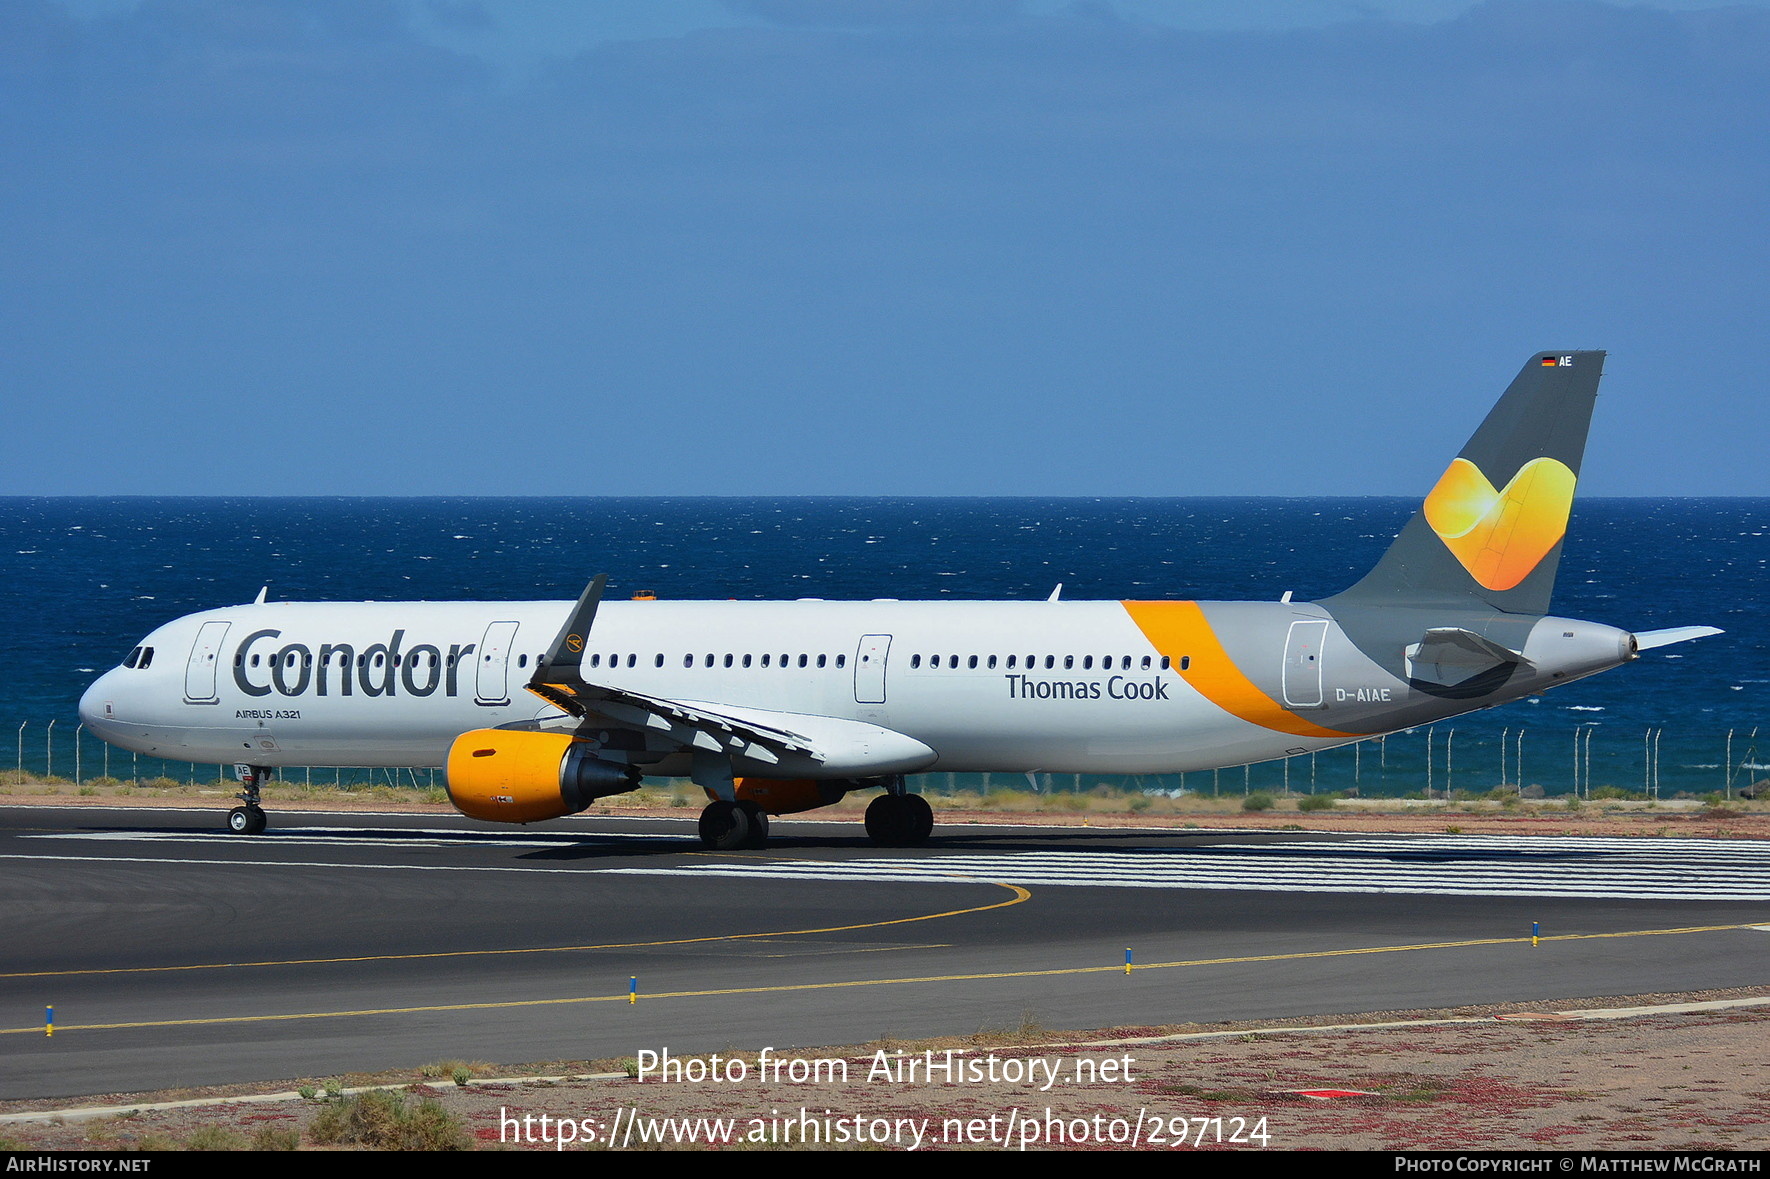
xmin=548 ymin=652 xmax=850 ymax=671
xmin=911 ymin=653 xmax=1189 ymax=671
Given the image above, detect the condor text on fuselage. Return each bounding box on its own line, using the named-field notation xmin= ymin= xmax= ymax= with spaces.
xmin=230 ymin=628 xmax=475 ymax=700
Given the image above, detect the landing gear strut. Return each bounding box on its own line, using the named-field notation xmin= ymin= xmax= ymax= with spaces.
xmin=692 ymin=750 xmax=770 ymax=851
xmin=227 ymin=764 xmax=270 ymax=835
xmin=864 ymin=778 xmax=932 ymax=847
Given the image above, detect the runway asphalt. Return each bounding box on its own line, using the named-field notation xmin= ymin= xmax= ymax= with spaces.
xmin=2 ymin=804 xmax=1766 ymax=1100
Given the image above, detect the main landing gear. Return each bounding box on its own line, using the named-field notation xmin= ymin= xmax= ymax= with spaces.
xmin=864 ymin=778 xmax=932 ymax=847
xmin=226 ymin=765 xmax=270 ymax=835
xmin=698 ymin=798 xmax=768 ymax=851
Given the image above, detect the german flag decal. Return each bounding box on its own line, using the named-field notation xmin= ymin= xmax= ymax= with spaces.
xmin=1540 ymin=355 xmax=1560 ymax=366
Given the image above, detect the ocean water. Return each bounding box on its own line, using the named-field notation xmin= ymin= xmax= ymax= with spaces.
xmin=4 ymin=497 xmax=1765 ymax=796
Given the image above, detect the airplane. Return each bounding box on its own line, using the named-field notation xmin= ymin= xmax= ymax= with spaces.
xmin=78 ymin=351 xmax=1719 ymax=849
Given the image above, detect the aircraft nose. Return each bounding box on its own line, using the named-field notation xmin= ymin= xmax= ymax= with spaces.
xmin=79 ymin=669 xmax=121 ymax=730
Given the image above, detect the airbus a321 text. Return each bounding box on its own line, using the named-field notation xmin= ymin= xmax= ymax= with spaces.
xmin=80 ymin=352 xmax=1719 ymax=848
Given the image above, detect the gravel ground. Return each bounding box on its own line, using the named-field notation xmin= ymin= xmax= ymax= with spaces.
xmin=3 ymin=993 xmax=1769 ymax=1151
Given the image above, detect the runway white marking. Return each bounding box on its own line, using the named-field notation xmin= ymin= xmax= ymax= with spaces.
xmin=23 ymin=826 xmax=678 ymax=851
xmin=11 ymin=828 xmax=1770 ymax=900
xmin=607 ymin=835 xmax=1770 ymax=901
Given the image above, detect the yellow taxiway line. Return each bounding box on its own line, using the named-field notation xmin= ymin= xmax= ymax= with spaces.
xmin=4 ymin=921 xmax=1753 ymax=1037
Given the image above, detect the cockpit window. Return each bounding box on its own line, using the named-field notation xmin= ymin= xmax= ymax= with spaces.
xmin=138 ymin=646 xmax=154 ymax=669
xmin=123 ymin=646 xmax=142 ymax=669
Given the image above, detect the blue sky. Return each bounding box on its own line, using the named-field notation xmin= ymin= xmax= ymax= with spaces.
xmin=4 ymin=0 xmax=1766 ymax=496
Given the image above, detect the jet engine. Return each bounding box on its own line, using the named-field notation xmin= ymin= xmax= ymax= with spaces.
xmin=445 ymin=729 xmax=640 ymax=823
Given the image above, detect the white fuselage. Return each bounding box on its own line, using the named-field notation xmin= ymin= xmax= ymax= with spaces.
xmin=78 ymin=595 xmax=1635 ymax=779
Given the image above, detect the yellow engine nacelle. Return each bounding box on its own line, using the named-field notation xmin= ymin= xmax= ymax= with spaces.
xmin=446 ymin=729 xmax=640 ymax=823
xmin=727 ymin=777 xmax=852 ymax=815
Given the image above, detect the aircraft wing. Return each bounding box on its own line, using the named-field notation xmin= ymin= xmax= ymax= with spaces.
xmin=527 ymin=678 xmax=824 ymax=767
xmin=513 ymin=578 xmax=932 ymax=774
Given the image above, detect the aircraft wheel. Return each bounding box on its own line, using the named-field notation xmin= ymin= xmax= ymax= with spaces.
xmin=902 ymin=793 xmax=933 ymax=846
xmin=698 ymin=800 xmax=751 ymax=851
xmin=736 ymin=800 xmax=769 ymax=849
xmin=865 ymin=793 xmax=912 ymax=847
xmin=227 ymin=805 xmax=266 ymax=835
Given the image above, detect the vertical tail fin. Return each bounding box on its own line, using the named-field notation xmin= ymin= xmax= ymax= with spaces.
xmin=1327 ymin=350 xmax=1604 ymax=617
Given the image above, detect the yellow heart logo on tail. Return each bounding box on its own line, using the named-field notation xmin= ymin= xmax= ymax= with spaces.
xmin=1422 ymin=456 xmax=1576 ymax=591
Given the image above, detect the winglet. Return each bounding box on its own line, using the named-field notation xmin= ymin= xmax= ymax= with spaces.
xmin=527 ymin=575 xmax=607 ymax=715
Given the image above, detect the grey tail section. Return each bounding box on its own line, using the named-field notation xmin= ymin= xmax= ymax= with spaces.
xmin=1325 ymin=350 xmax=1605 ymax=618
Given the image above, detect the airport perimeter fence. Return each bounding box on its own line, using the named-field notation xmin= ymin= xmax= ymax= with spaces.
xmin=9 ymin=719 xmax=1769 ymax=802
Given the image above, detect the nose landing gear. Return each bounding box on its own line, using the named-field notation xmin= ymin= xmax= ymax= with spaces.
xmin=226 ymin=764 xmax=270 ymax=835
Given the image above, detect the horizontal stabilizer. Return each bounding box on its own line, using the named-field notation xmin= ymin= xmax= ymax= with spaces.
xmin=1634 ymin=625 xmax=1724 ymax=651
xmin=1405 ymin=627 xmax=1530 ymax=689
xmin=1409 ymin=627 xmax=1531 ymax=669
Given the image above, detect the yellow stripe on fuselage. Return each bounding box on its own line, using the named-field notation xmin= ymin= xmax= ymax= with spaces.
xmin=1121 ymin=600 xmax=1357 ymax=740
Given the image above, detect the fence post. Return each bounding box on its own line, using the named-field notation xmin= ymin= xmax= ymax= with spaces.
xmin=74 ymin=724 xmax=82 ymax=786
xmin=45 ymin=719 xmax=54 ymax=780
xmin=1725 ymin=730 xmax=1733 ymax=799
xmin=16 ymin=721 xmax=24 ymax=777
